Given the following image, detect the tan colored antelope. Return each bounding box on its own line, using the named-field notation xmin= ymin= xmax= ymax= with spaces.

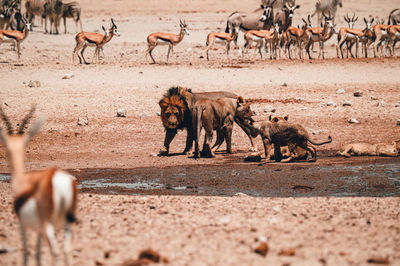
xmin=243 ymin=23 xmax=280 ymax=59
xmin=72 ymin=18 xmax=120 ymax=64
xmin=0 ymin=106 xmax=78 ymax=266
xmin=372 ymin=21 xmax=391 ymax=57
xmin=387 ymin=24 xmax=400 ymax=56
xmin=281 ymin=15 xmax=311 ymax=59
xmin=336 ymin=16 xmax=374 ymax=59
xmin=0 ymin=17 xmax=30 ymax=59
xmin=304 ymin=12 xmax=335 ymax=59
xmin=205 ymin=29 xmax=238 ymax=61
xmin=146 ymin=19 xmax=189 ymax=64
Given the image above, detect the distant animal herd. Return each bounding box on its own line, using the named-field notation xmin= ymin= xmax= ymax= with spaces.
xmin=1 ymin=1 xmax=400 ymax=266
xmin=1 ymin=0 xmax=400 ymax=61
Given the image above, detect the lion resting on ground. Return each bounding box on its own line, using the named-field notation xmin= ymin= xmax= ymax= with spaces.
xmin=336 ymin=141 xmax=400 ymax=157
xmin=191 ymin=96 xmax=253 ymax=158
xmin=158 ymin=86 xmax=256 ymax=155
xmin=244 ymin=115 xmax=332 ymax=162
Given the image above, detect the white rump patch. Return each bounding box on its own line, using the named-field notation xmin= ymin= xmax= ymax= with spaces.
xmin=52 ymin=171 xmax=74 ymax=227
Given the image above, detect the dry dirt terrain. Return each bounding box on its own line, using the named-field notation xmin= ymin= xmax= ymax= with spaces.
xmin=1 ymin=0 xmax=400 ymax=265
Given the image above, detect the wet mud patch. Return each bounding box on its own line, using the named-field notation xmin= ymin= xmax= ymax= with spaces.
xmin=63 ymin=157 xmax=400 ymax=197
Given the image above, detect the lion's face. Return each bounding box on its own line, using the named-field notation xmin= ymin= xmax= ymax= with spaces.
xmin=159 ymin=95 xmax=186 ymax=129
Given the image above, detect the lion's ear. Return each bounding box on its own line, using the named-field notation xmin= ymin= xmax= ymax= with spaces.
xmin=284 ymin=115 xmax=288 ymax=121
xmin=269 ymin=115 xmax=272 ymax=121
xmin=237 ymin=96 xmax=244 ymax=104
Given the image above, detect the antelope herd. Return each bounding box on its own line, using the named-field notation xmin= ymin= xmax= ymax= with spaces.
xmin=0 ymin=0 xmax=400 ymax=62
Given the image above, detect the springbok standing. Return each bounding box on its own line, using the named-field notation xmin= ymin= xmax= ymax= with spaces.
xmin=146 ymin=19 xmax=189 ymax=64
xmin=205 ymin=28 xmax=238 ymax=61
xmin=281 ymin=15 xmax=311 ymax=59
xmin=387 ymin=23 xmax=400 ymax=56
xmin=371 ymin=21 xmax=391 ymax=57
xmin=304 ymin=12 xmax=336 ymax=59
xmin=243 ymin=22 xmax=280 ymax=59
xmin=336 ymin=13 xmax=359 ymax=58
xmin=0 ymin=16 xmax=30 ymax=59
xmin=0 ymin=106 xmax=78 ymax=266
xmin=72 ymin=18 xmax=120 ymax=64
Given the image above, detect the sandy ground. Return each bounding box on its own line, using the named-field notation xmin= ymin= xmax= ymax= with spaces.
xmin=1 ymin=0 xmax=400 ymax=265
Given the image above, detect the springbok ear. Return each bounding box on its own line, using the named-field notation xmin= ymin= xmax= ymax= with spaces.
xmin=371 ymin=18 xmax=374 ymax=23
xmin=237 ymin=96 xmax=244 ymax=104
xmin=284 ymin=115 xmax=288 ymax=121
xmin=295 ymin=5 xmax=300 ymax=9
xmin=283 ymin=4 xmax=287 ymax=9
xmin=102 ymin=26 xmax=106 ymax=31
xmin=363 ymin=17 xmax=367 ymax=24
xmin=260 ymin=5 xmax=265 ymax=9
xmin=25 ymin=116 xmax=45 ymax=146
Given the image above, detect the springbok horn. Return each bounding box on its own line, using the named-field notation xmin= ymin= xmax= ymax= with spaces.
xmin=18 ymin=105 xmax=36 ymax=135
xmin=25 ymin=116 xmax=45 ymax=145
xmin=111 ymin=18 xmax=116 ymax=27
xmin=0 ymin=107 xmax=13 ymax=135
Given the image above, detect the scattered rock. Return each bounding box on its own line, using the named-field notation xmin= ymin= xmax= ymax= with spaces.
xmin=254 ymin=242 xmax=269 ymax=257
xmin=281 ymin=82 xmax=288 ymax=87
xmin=62 ymin=73 xmax=74 ymax=79
xmin=348 ymin=118 xmax=360 ymax=124
xmin=272 ymin=205 xmax=280 ymax=213
xmin=278 ymin=248 xmax=296 ymax=256
xmin=149 ymin=153 xmax=157 ymax=157
xmin=218 ymin=216 xmax=230 ymax=225
xmin=117 ymin=108 xmax=127 ymax=117
xmin=312 ymin=130 xmax=321 ymax=135
xmin=376 ymin=100 xmax=386 ymax=107
xmin=156 ymin=112 xmax=161 ymax=116
xmin=28 ymin=80 xmax=41 ymax=87
xmin=199 ymin=55 xmax=204 ymax=59
xmin=263 ymin=105 xmax=276 ymax=113
xmin=371 ymin=96 xmax=378 ymax=100
xmin=233 ymin=192 xmax=249 ymax=197
xmin=395 ymin=102 xmax=400 ymax=107
xmin=77 ymin=117 xmax=89 ymax=126
xmin=244 ymin=154 xmax=262 ymax=162
xmin=342 ymin=101 xmax=352 ymax=106
xmin=186 ymin=48 xmax=192 ymax=52
xmin=140 ymin=113 xmax=149 ymax=119
xmin=367 ymin=257 xmax=389 ymax=265
xmin=326 ymin=100 xmax=336 ymax=107
xmin=336 ymin=88 xmax=345 ymax=94
xmin=121 ymin=249 xmax=169 ymax=266
xmin=397 ymin=120 xmax=400 ymax=126
xmin=353 ymin=90 xmax=363 ymax=97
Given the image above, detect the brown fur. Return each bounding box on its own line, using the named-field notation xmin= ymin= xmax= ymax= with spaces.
xmin=337 ymin=141 xmax=400 ymax=157
xmin=158 ymin=86 xmax=255 ymax=155
xmin=191 ymin=96 xmax=253 ymax=158
xmin=242 ymin=115 xmax=332 ymax=162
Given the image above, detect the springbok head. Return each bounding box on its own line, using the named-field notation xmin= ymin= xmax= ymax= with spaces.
xmin=363 ymin=17 xmax=374 ymax=31
xmin=260 ymin=0 xmax=276 ymax=22
xmin=0 ymin=106 xmax=44 ymax=158
xmin=110 ymin=18 xmax=120 ymax=37
xmin=302 ymin=15 xmax=312 ymax=28
xmin=283 ymin=2 xmax=300 ymax=19
xmin=323 ymin=12 xmax=334 ymax=27
xmin=179 ymin=19 xmax=189 ymax=35
xmin=344 ymin=13 xmax=358 ymax=28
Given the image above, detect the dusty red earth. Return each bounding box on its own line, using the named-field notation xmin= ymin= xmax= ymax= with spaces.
xmin=0 ymin=0 xmax=400 ymax=265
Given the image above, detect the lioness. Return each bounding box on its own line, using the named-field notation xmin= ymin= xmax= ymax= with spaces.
xmin=336 ymin=140 xmax=400 ymax=157
xmin=158 ymin=86 xmax=256 ymax=155
xmin=244 ymin=115 xmax=332 ymax=162
xmin=192 ymin=96 xmax=253 ymax=158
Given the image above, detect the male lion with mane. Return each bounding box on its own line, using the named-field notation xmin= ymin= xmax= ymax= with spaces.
xmin=158 ymin=86 xmax=256 ymax=155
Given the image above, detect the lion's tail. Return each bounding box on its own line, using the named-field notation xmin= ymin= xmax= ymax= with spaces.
xmin=193 ymin=104 xmax=205 ymax=154
xmin=307 ymin=136 xmax=332 ymax=146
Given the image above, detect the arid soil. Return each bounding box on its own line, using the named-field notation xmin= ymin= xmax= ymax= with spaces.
xmin=1 ymin=0 xmax=400 ymax=265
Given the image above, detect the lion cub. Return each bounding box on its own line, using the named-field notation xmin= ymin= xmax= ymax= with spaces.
xmin=192 ymin=96 xmax=252 ymax=158
xmin=337 ymin=141 xmax=400 ymax=157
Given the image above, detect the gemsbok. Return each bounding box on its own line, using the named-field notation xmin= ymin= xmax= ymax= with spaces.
xmin=146 ymin=19 xmax=189 ymax=64
xmin=304 ymin=12 xmax=336 ymax=59
xmin=0 ymin=16 xmax=30 ymax=59
xmin=205 ymin=28 xmax=238 ymax=61
xmin=72 ymin=18 xmax=120 ymax=64
xmin=0 ymin=106 xmax=78 ymax=266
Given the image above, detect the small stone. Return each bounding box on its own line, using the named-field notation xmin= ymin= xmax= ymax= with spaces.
xmin=140 ymin=113 xmax=149 ymax=118
xmin=348 ymin=118 xmax=360 ymax=124
xmin=272 ymin=206 xmax=280 ymax=213
xmin=281 ymin=82 xmax=288 ymax=87
xmin=353 ymin=90 xmax=363 ymax=97
xmin=367 ymin=257 xmax=389 ymax=265
xmin=371 ymin=96 xmax=378 ymax=100
xmin=186 ymin=48 xmax=192 ymax=52
xmin=326 ymin=100 xmax=336 ymax=107
xmin=395 ymin=102 xmax=400 ymax=107
xmin=312 ymin=130 xmax=321 ymax=135
xmin=376 ymin=100 xmax=386 ymax=107
xmin=117 ymin=108 xmax=127 ymax=117
xmin=234 ymin=192 xmax=249 ymax=197
xmin=62 ymin=73 xmax=74 ymax=79
xmin=336 ymin=88 xmax=345 ymax=94
xmin=27 ymin=80 xmax=40 ymax=87
xmin=263 ymin=105 xmax=276 ymax=113
xmin=150 ymin=153 xmax=157 ymax=157
xmin=254 ymin=242 xmax=269 ymax=257
xmin=397 ymin=120 xmax=400 ymax=126
xmin=342 ymin=101 xmax=352 ymax=106
xmin=77 ymin=117 xmax=89 ymax=126
xmin=278 ymin=248 xmax=296 ymax=256
xmin=219 ymin=216 xmax=230 ymax=225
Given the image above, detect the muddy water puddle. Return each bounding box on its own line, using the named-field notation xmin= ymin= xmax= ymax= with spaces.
xmin=1 ymin=158 xmax=399 ymax=197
